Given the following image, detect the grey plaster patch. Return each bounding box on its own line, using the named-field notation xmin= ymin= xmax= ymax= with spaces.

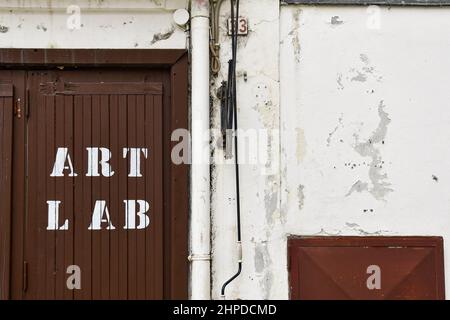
xmin=351 ymin=70 xmax=367 ymax=82
xmin=331 ymin=16 xmax=344 ymax=25
xmin=345 ymin=180 xmax=369 ymax=197
xmin=254 ymin=243 xmax=273 ymax=299
xmin=297 ymin=185 xmax=305 ymax=211
xmin=337 ymin=73 xmax=344 ymax=90
xmin=150 ymin=25 xmax=175 ymax=45
xmin=36 ymin=23 xmax=47 ymax=32
xmin=353 ymin=101 xmax=393 ymax=201
xmin=264 ymin=188 xmax=278 ymax=224
xmin=289 ymin=9 xmax=302 ymax=63
xmin=360 ymin=53 xmax=370 ymax=64
xmin=255 ymin=243 xmax=268 ymax=273
xmin=342 ymin=54 xmax=383 ymax=85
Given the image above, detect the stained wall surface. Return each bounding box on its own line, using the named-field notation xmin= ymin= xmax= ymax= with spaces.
xmin=212 ymin=2 xmax=450 ymax=299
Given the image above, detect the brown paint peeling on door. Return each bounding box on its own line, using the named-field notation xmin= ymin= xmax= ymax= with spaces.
xmin=288 ymin=237 xmax=445 ymax=300
xmin=0 ymin=49 xmax=189 ymax=300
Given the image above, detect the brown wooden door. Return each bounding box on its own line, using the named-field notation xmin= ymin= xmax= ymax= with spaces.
xmin=25 ymin=70 xmax=166 ymax=300
xmin=0 ymin=50 xmax=189 ymax=300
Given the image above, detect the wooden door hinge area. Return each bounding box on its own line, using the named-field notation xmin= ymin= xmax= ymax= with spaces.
xmin=22 ymin=261 xmax=28 ymax=293
xmin=14 ymin=98 xmax=22 ymax=119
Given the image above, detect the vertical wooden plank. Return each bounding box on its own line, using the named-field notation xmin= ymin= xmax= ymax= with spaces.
xmin=153 ymin=95 xmax=164 ymax=299
xmin=91 ymin=94 xmax=101 ymax=299
xmin=10 ymin=71 xmax=26 ymax=300
xmin=168 ymin=54 xmax=189 ymax=299
xmin=100 ymin=94 xmax=110 ymax=300
xmin=109 ymin=95 xmax=120 ymax=299
xmin=24 ymin=72 xmax=40 ymax=299
xmin=127 ymin=94 xmax=137 ymax=300
xmin=145 ymin=94 xmax=164 ymax=299
xmin=81 ymin=95 xmax=93 ymax=299
xmin=0 ymin=97 xmax=6 ymax=298
xmin=144 ymin=95 xmax=154 ymax=299
xmin=73 ymin=95 xmax=84 ymax=300
xmin=24 ymin=88 xmax=35 ymax=299
xmin=135 ymin=94 xmax=146 ymax=299
xmin=118 ymin=95 xmax=128 ymax=300
xmin=35 ymin=74 xmax=48 ymax=300
xmin=63 ymin=95 xmax=74 ymax=300
xmin=54 ymin=94 xmax=66 ymax=300
xmin=45 ymin=94 xmax=56 ymax=299
xmin=0 ymin=94 xmax=13 ymax=299
xmin=162 ymin=74 xmax=172 ymax=300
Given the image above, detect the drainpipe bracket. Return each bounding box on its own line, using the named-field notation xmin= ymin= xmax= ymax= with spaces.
xmin=188 ymin=254 xmax=212 ymax=262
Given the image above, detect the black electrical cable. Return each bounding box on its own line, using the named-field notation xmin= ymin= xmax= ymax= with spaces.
xmin=221 ymin=0 xmax=242 ymax=298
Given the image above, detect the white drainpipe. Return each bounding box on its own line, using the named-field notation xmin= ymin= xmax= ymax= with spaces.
xmin=190 ymin=0 xmax=211 ymax=300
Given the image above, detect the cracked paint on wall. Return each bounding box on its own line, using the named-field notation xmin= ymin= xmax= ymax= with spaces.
xmin=339 ymin=54 xmax=383 ymax=86
xmin=254 ymin=243 xmax=273 ymax=299
xmin=330 ymin=16 xmax=344 ymax=26
xmin=289 ymin=9 xmax=301 ymax=63
xmin=352 ymin=100 xmax=393 ymax=201
xmin=297 ymin=185 xmax=305 ymax=211
xmin=0 ymin=3 xmax=187 ymax=49
xmin=337 ymin=73 xmax=344 ymax=90
xmin=264 ymin=176 xmax=279 ymax=225
xmin=345 ymin=180 xmax=369 ymax=197
xmin=326 ymin=115 xmax=343 ymax=147
xmin=150 ymin=25 xmax=175 ymax=45
xmin=345 ymin=222 xmax=391 ymax=236
xmin=36 ymin=23 xmax=47 ymax=32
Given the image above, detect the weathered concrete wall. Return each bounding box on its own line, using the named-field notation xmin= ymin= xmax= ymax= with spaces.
xmin=0 ymin=0 xmax=188 ymax=48
xmin=280 ymin=5 xmax=450 ymax=299
xmin=213 ymin=2 xmax=450 ymax=299
xmin=211 ymin=0 xmax=282 ymax=299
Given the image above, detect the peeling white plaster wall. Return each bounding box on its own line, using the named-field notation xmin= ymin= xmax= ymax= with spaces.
xmin=0 ymin=0 xmax=188 ymax=48
xmin=213 ymin=2 xmax=450 ymax=300
xmin=211 ymin=0 xmax=282 ymax=299
xmin=280 ymin=5 xmax=450 ymax=299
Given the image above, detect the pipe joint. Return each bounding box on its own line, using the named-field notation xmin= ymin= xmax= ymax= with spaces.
xmin=188 ymin=254 xmax=212 ymax=262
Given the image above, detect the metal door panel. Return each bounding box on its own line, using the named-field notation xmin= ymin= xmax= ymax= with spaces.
xmin=289 ymin=237 xmax=445 ymax=300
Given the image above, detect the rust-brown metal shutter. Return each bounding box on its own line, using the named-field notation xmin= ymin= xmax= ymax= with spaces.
xmin=289 ymin=237 xmax=445 ymax=300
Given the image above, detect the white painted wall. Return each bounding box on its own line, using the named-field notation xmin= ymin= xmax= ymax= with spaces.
xmin=211 ymin=0 xmax=282 ymax=299
xmin=0 ymin=0 xmax=188 ymax=48
xmin=213 ymin=2 xmax=450 ymax=300
xmin=280 ymin=5 xmax=450 ymax=299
